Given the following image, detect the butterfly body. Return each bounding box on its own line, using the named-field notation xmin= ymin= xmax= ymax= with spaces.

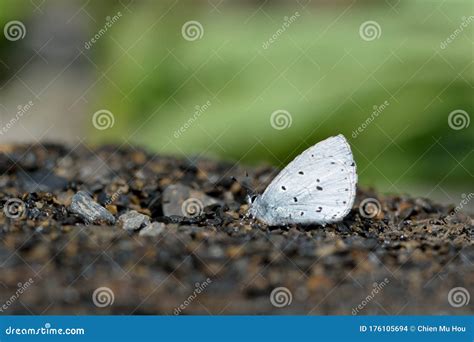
xmin=248 ymin=134 xmax=357 ymax=226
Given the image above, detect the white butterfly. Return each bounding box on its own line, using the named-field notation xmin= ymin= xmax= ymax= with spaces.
xmin=248 ymin=134 xmax=357 ymax=226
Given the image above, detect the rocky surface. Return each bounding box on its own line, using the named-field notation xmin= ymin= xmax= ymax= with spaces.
xmin=70 ymin=191 xmax=116 ymax=225
xmin=118 ymin=210 xmax=150 ymax=231
xmin=0 ymin=144 xmax=472 ymax=315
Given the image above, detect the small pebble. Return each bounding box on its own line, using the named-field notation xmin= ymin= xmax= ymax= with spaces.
xmin=119 ymin=210 xmax=150 ymax=231
xmin=69 ymin=191 xmax=116 ymax=225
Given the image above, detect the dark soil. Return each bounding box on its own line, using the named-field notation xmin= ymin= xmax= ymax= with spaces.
xmin=0 ymin=144 xmax=472 ymax=315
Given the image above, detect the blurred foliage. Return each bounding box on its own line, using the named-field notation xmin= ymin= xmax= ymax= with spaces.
xmin=0 ymin=0 xmax=30 ymax=80
xmin=0 ymin=0 xmax=29 ymax=23
xmin=1 ymin=0 xmax=472 ymax=191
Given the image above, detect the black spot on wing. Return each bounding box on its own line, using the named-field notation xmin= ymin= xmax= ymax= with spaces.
xmin=316 ymin=186 xmax=323 ymax=191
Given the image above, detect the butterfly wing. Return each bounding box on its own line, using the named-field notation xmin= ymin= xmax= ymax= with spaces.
xmin=257 ymin=134 xmax=357 ymax=225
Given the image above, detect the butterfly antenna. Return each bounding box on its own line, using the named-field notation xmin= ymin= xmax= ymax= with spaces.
xmin=231 ymin=175 xmax=255 ymax=201
xmin=231 ymin=175 xmax=256 ymax=221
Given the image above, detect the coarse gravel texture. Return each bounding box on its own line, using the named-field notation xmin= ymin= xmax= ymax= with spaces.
xmin=0 ymin=143 xmax=472 ymax=315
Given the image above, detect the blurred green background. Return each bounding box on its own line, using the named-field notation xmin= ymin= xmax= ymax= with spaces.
xmin=0 ymin=0 xmax=472 ymax=200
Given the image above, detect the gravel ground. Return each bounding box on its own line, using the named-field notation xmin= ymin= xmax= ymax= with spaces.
xmin=0 ymin=144 xmax=472 ymax=315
